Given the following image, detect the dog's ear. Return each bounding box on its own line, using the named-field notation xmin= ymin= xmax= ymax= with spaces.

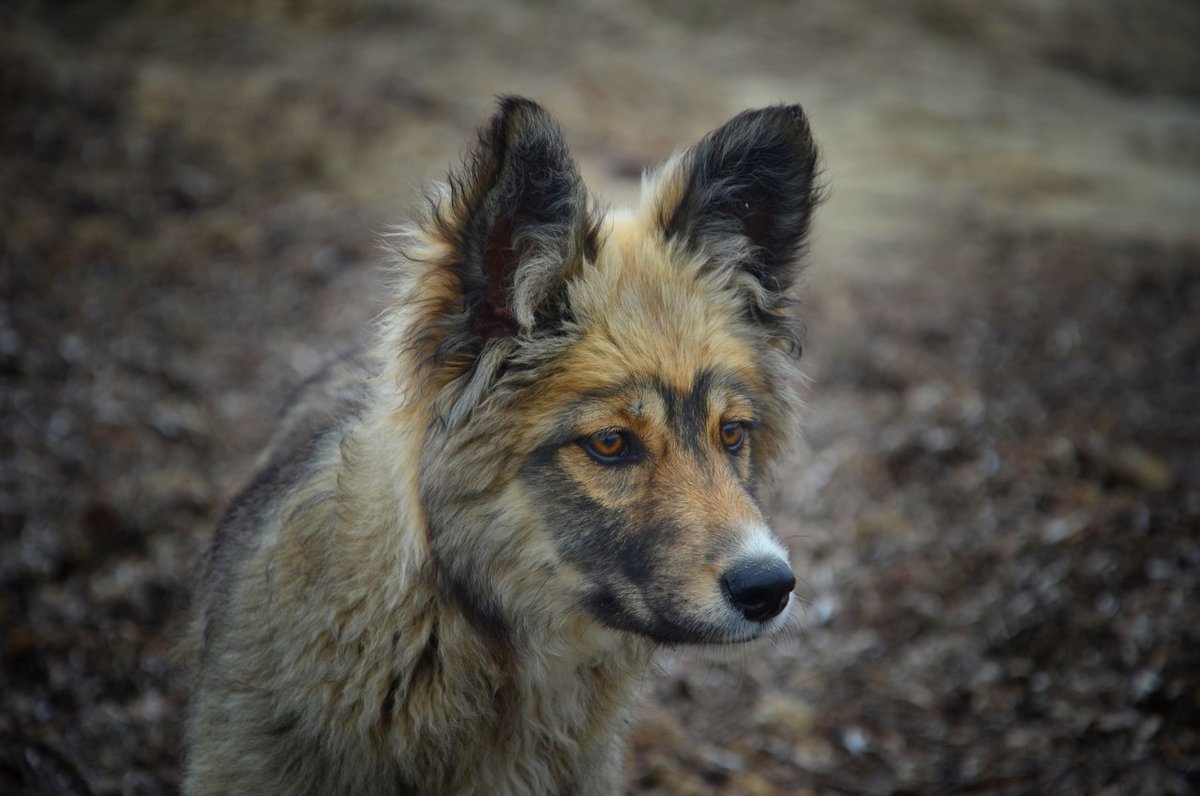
xmin=436 ymin=96 xmax=597 ymax=341
xmin=655 ymin=105 xmax=820 ymax=296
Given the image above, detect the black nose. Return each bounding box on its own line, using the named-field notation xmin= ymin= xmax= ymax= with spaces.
xmin=721 ymin=559 xmax=796 ymax=622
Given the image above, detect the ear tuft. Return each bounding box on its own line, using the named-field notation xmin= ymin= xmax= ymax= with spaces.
xmin=660 ymin=105 xmax=821 ymax=295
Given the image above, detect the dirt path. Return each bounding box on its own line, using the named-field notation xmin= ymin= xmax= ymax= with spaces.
xmin=3 ymin=2 xmax=1198 ymax=793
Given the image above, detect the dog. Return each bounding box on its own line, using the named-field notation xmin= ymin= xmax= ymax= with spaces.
xmin=183 ymin=96 xmax=821 ymax=795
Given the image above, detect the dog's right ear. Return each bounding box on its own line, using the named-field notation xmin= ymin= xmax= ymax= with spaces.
xmin=419 ymin=97 xmax=598 ymax=355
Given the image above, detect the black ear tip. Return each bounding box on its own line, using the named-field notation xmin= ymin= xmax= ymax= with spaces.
xmin=494 ymin=95 xmax=553 ymax=127
xmin=699 ymin=105 xmax=818 ymax=180
xmin=719 ymin=104 xmax=811 ymax=140
xmin=778 ymin=103 xmax=810 ymax=122
xmin=486 ymin=95 xmax=568 ymax=156
xmin=744 ymin=104 xmax=815 ymax=143
xmin=496 ymin=94 xmax=541 ymax=111
xmin=766 ymin=103 xmax=810 ymax=122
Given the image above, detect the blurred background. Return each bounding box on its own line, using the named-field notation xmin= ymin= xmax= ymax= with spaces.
xmin=2 ymin=1 xmax=1198 ymax=793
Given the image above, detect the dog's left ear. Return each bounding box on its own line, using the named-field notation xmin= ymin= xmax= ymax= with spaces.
xmin=656 ymin=105 xmax=820 ymax=296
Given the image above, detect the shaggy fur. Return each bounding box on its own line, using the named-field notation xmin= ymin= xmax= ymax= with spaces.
xmin=183 ymin=96 xmax=821 ymax=795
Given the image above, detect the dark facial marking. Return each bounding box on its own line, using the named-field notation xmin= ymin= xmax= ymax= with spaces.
xmin=673 ymin=368 xmax=714 ymax=454
xmin=652 ymin=368 xmax=755 ymax=458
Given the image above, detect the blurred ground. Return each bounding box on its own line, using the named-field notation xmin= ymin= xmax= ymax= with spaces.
xmin=2 ymin=1 xmax=1198 ymax=794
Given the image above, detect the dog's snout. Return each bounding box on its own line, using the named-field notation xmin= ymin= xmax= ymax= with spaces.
xmin=721 ymin=558 xmax=795 ymax=622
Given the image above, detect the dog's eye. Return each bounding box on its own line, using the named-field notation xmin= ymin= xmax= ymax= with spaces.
xmin=581 ymin=430 xmax=635 ymax=464
xmin=720 ymin=421 xmax=746 ymax=453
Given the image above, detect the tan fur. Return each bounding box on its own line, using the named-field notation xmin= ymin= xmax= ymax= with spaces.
xmin=184 ymin=98 xmax=820 ymax=794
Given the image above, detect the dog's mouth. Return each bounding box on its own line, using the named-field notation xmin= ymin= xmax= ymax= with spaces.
xmin=581 ymin=584 xmax=794 ymax=646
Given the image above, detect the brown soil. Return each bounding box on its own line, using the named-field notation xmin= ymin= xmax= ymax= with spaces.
xmin=3 ymin=2 xmax=1198 ymax=794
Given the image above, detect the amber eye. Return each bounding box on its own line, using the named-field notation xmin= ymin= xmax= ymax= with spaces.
xmin=581 ymin=430 xmax=636 ymax=464
xmin=720 ymin=421 xmax=746 ymax=452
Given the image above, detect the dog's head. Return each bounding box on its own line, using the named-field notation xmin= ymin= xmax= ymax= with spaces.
xmin=397 ymin=97 xmax=820 ymax=647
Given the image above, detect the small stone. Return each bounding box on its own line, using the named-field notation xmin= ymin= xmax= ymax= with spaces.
xmin=1041 ymin=513 xmax=1088 ymax=545
xmin=840 ymin=726 xmax=869 ymax=757
xmin=1110 ymin=445 xmax=1173 ymax=491
xmin=754 ymin=694 xmax=816 ymax=737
